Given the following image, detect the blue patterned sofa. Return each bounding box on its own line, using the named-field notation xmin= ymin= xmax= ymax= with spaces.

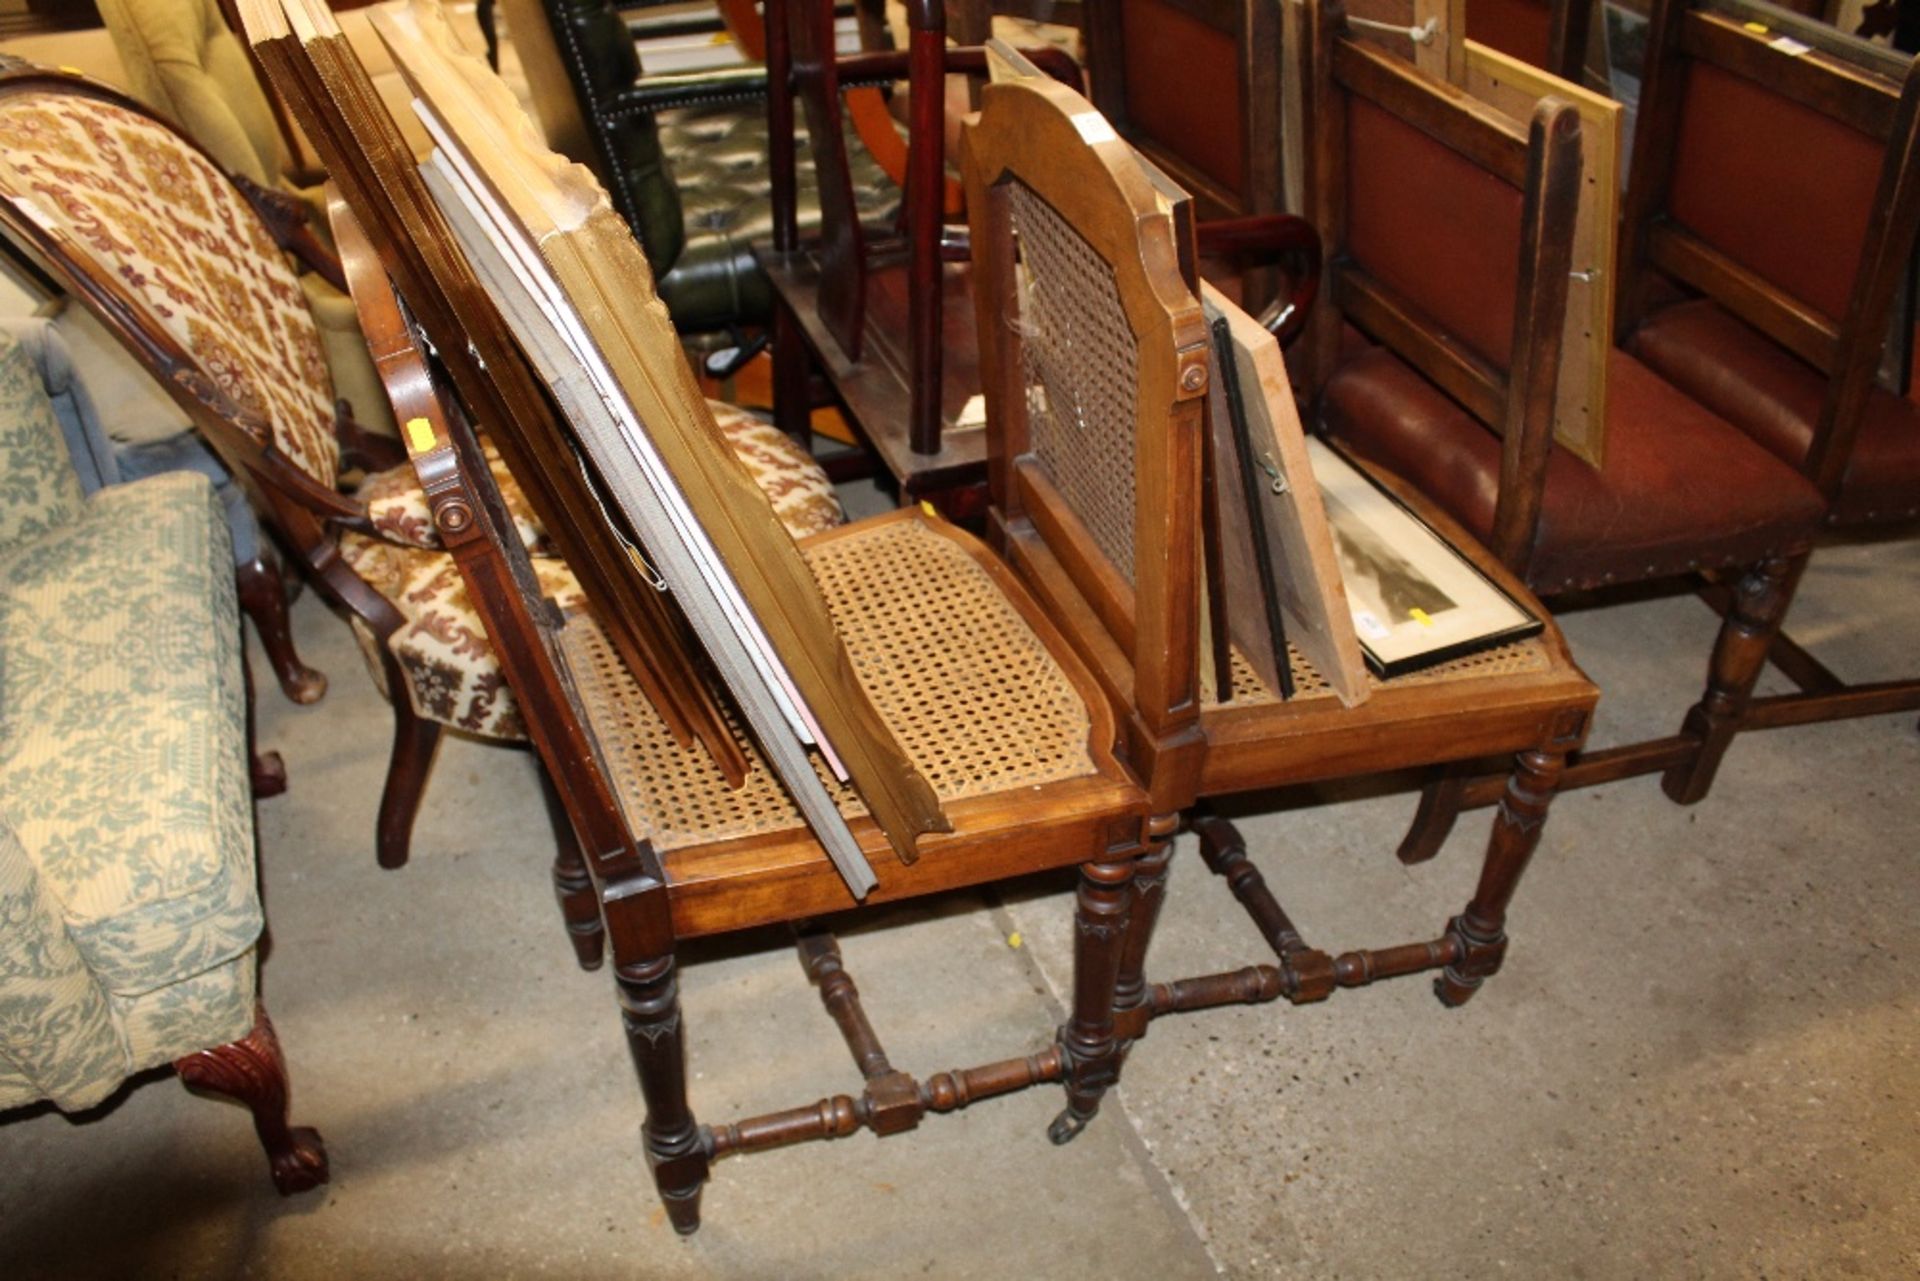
xmin=0 ymin=326 xmax=326 ymax=1193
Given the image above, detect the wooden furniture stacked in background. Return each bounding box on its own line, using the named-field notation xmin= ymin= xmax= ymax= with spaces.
xmin=759 ymin=0 xmax=1094 ymax=515
xmin=499 ymin=0 xmax=898 ymax=337
xmin=1618 ymin=0 xmax=1920 ymax=738
xmin=1081 ymin=0 xmax=1285 ymax=221
xmin=1291 ymin=0 xmax=1830 ymax=862
xmin=761 ymin=0 xmax=977 ymax=507
xmin=1463 ymin=0 xmax=1594 ymax=83
xmin=242 ymin=0 xmax=1158 ymax=1230
xmin=964 ymin=67 xmax=1598 ymax=1056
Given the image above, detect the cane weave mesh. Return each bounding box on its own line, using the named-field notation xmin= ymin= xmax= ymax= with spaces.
xmin=1007 ymin=179 xmax=1138 ymax=584
xmin=1222 ymin=635 xmax=1551 ymax=706
xmin=559 ymin=517 xmax=1096 ymax=853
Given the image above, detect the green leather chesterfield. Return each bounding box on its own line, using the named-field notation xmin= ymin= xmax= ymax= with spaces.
xmin=511 ymin=0 xmax=896 ymax=333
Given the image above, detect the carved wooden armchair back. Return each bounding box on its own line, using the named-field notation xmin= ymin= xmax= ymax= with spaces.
xmin=0 ymin=76 xmax=341 ymax=494
xmin=964 ymin=72 xmax=1211 ymax=808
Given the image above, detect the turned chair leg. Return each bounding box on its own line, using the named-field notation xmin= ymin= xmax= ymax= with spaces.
xmin=174 ymin=1001 xmax=329 ymax=1195
xmin=770 ymin=307 xmax=814 ymax=450
xmin=236 ymin=547 xmax=326 ymax=706
xmin=619 ymin=952 xmax=708 ymax=1234
xmin=1663 ymin=555 xmax=1802 ymax=805
xmin=1398 ymin=763 xmax=1471 ymax=865
xmin=241 ymin=645 xmax=288 ymax=800
xmin=537 ymin=761 xmax=604 ymax=970
xmin=377 ymin=685 xmax=442 ymax=870
xmin=1436 ymin=747 xmax=1567 ymax=1008
xmin=1048 ymin=851 xmax=1139 ymax=1145
xmin=1111 ymin=814 xmax=1177 ymax=1034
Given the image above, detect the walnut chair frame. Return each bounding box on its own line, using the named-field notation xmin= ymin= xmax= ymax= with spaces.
xmin=1617 ymin=0 xmax=1920 ymax=739
xmin=244 ymin=0 xmax=1158 ymax=1230
xmin=0 ymin=68 xmax=571 ymax=875
xmin=965 ymin=71 xmax=1597 ymax=1078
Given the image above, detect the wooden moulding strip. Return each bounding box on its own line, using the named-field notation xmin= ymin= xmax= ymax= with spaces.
xmin=1200 ymin=281 xmax=1369 ymax=707
xmin=373 ymin=0 xmax=946 ymax=882
xmin=236 ymin=0 xmax=752 ymax=792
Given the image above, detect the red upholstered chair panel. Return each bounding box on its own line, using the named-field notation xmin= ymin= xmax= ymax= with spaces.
xmin=1120 ymin=0 xmax=1243 ymax=195
xmin=1667 ymin=62 xmax=1882 ymax=325
xmin=1345 ymin=96 xmax=1524 ymax=371
xmin=1319 ymin=343 xmax=1827 ymax=591
xmin=1632 ymin=298 xmax=1920 ymax=525
xmin=1467 ymin=0 xmax=1553 ymax=71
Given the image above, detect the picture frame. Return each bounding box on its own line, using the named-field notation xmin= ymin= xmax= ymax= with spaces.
xmin=1307 ymin=438 xmax=1543 ymax=676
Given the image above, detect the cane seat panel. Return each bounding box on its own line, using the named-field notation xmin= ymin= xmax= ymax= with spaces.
xmin=1220 ymin=633 xmax=1552 ymax=708
xmin=561 ymin=511 xmax=1100 ymax=854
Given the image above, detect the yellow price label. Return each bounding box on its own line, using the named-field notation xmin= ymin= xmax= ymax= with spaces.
xmin=404 ymin=416 xmax=437 ymax=454
xmin=1409 ymin=607 xmax=1435 ymax=627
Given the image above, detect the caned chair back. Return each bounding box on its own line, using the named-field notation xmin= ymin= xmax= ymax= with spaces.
xmin=964 ymin=72 xmax=1209 ymax=767
xmin=0 ymin=75 xmax=341 ymax=491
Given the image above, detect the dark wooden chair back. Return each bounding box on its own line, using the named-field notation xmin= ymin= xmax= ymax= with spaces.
xmin=764 ymin=0 xmax=1085 ymax=477
xmin=1465 ymin=0 xmax=1592 ymax=84
xmin=1618 ymin=0 xmax=1920 ymax=497
xmin=1301 ymin=0 xmax=1583 ymax=565
xmin=779 ymin=0 xmax=881 ymax=364
xmin=1081 ymin=0 xmax=1281 ymax=221
xmin=965 ymin=71 xmax=1211 ymax=790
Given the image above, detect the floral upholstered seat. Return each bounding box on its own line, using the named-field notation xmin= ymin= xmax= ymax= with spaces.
xmin=0 ymin=70 xmax=845 ymax=870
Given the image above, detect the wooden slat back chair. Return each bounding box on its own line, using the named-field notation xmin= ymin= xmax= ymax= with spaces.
xmin=1618 ymin=0 xmax=1920 ymax=734
xmin=760 ymin=0 xmax=1086 ymax=513
xmin=243 ymin=0 xmax=1155 ymax=1230
xmin=1295 ymin=0 xmax=1828 ymax=862
xmin=966 ymin=72 xmax=1597 ymax=1047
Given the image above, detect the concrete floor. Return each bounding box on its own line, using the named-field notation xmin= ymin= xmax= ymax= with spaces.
xmin=2 ymin=523 xmax=1915 ymax=1277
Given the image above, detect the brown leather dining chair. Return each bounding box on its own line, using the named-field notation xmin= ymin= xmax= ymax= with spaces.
xmin=1286 ymin=0 xmax=1830 ymax=861
xmin=1616 ymin=0 xmax=1920 ymax=738
xmin=963 ymin=58 xmax=1598 ymax=1097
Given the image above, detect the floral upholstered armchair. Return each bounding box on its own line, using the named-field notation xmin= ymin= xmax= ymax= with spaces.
xmin=0 ymin=326 xmax=326 ymax=1194
xmin=0 ymin=66 xmax=845 ymax=873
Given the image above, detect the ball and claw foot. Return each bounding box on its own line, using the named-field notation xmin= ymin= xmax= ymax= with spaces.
xmin=269 ymin=1127 xmax=331 ymax=1195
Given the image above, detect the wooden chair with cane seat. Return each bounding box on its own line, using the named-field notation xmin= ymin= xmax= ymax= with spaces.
xmin=962 ymin=65 xmax=1598 ymax=1070
xmin=1617 ymin=0 xmax=1920 ymax=739
xmin=242 ymin=0 xmax=1159 ymax=1229
xmin=1286 ymin=0 xmax=1831 ymax=862
xmin=0 ymin=64 xmax=847 ymax=880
